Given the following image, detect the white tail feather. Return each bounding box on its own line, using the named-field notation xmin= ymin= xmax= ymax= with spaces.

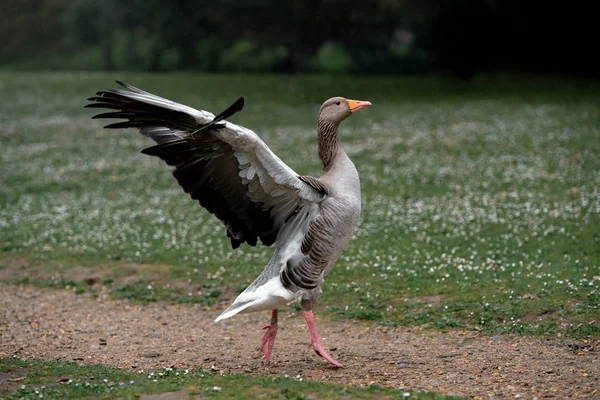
xmin=214 ymin=276 xmax=296 ymax=323
xmin=214 ymin=299 xmax=257 ymax=322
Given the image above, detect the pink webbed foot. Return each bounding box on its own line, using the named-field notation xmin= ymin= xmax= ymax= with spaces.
xmin=260 ymin=309 xmax=279 ymax=361
xmin=303 ymin=311 xmax=343 ymax=368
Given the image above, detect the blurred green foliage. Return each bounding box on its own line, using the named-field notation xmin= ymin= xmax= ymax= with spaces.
xmin=0 ymin=0 xmax=596 ymax=76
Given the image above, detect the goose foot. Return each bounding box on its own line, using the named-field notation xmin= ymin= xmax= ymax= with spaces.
xmin=260 ymin=309 xmax=278 ymax=361
xmin=303 ymin=310 xmax=343 ymax=368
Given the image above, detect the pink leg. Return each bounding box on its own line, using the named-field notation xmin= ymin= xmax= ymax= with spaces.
xmin=303 ymin=311 xmax=343 ymax=367
xmin=260 ymin=309 xmax=278 ymax=361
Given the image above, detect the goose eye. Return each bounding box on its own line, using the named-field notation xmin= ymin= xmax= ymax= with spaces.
xmin=335 ymin=101 xmax=341 ymax=105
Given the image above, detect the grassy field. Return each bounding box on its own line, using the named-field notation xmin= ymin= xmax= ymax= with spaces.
xmin=1 ymin=357 xmax=459 ymax=399
xmin=1 ymin=72 xmax=598 ymax=398
xmin=1 ymin=72 xmax=599 ymax=338
xmin=0 ymin=69 xmax=597 ymax=385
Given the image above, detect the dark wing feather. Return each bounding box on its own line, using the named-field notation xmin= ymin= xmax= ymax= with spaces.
xmin=142 ymin=137 xmax=276 ymax=248
xmin=86 ymin=82 xmax=321 ymax=249
xmin=297 ymin=175 xmax=329 ymax=196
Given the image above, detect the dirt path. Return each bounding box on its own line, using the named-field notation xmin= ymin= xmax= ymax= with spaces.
xmin=1 ymin=284 xmax=597 ymax=399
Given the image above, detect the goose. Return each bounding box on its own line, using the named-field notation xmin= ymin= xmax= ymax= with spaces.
xmin=86 ymin=82 xmax=370 ymax=367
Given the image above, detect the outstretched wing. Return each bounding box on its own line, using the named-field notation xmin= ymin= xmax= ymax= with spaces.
xmin=86 ymin=81 xmax=325 ymax=248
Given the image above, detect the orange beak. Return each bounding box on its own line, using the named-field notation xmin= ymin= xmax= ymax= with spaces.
xmin=347 ymin=99 xmax=372 ymax=113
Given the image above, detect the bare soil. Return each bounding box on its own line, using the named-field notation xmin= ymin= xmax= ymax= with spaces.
xmin=1 ymin=284 xmax=598 ymax=399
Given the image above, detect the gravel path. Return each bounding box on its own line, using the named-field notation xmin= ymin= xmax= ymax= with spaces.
xmin=1 ymin=284 xmax=598 ymax=398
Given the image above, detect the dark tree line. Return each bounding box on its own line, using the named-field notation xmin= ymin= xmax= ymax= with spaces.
xmin=0 ymin=0 xmax=596 ymax=77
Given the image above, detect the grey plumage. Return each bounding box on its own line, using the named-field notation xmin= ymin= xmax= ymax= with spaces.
xmin=282 ymin=130 xmax=361 ymax=294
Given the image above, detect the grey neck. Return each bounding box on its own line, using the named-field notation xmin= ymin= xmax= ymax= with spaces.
xmin=317 ymin=119 xmax=341 ymax=172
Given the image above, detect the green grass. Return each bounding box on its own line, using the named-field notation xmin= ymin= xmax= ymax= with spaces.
xmin=0 ymin=71 xmax=599 ymax=338
xmin=0 ymin=358 xmax=460 ymax=399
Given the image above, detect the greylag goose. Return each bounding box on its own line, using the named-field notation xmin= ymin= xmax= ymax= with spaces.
xmin=86 ymin=82 xmax=370 ymax=367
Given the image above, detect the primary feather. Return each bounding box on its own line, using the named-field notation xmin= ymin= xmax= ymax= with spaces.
xmin=87 ymin=82 xmax=324 ymax=250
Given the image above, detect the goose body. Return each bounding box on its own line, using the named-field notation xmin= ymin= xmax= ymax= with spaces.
xmin=218 ymin=148 xmax=361 ymax=320
xmin=87 ymin=83 xmax=370 ymax=366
